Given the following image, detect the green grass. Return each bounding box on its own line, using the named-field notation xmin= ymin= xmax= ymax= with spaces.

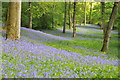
xmin=21 ymin=27 xmax=118 ymax=59
xmin=39 ymin=28 xmax=118 ymax=59
xmin=2 ymin=51 xmax=118 ymax=78
xmin=2 ymin=27 xmax=118 ymax=78
xmin=42 ymin=38 xmax=118 ymax=59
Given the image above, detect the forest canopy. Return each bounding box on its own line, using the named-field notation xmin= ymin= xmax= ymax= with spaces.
xmin=2 ymin=2 xmax=120 ymax=30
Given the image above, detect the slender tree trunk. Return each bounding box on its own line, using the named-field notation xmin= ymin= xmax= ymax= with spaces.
xmin=84 ymin=2 xmax=86 ymax=25
xmin=69 ymin=2 xmax=72 ymax=29
xmin=63 ymin=2 xmax=67 ymax=33
xmin=29 ymin=2 xmax=32 ymax=29
xmin=89 ymin=2 xmax=92 ymax=24
xmin=118 ymin=2 xmax=120 ymax=39
xmin=6 ymin=1 xmax=21 ymax=40
xmin=101 ymin=2 xmax=105 ymax=31
xmin=70 ymin=12 xmax=73 ymax=28
xmin=52 ymin=2 xmax=55 ymax=28
xmin=101 ymin=2 xmax=119 ymax=52
xmin=73 ymin=2 xmax=77 ymax=37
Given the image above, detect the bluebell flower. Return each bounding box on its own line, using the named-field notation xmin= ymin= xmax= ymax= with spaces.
xmin=1 ymin=27 xmax=118 ymax=78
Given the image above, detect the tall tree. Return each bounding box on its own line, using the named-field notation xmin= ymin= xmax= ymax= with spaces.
xmin=73 ymin=1 xmax=77 ymax=37
xmin=101 ymin=2 xmax=105 ymax=31
xmin=84 ymin=2 xmax=86 ymax=25
xmin=101 ymin=2 xmax=120 ymax=52
xmin=89 ymin=2 xmax=93 ymax=24
xmin=52 ymin=2 xmax=56 ymax=29
xmin=6 ymin=1 xmax=21 ymax=40
xmin=68 ymin=2 xmax=72 ymax=29
xmin=29 ymin=1 xmax=32 ymax=29
xmin=63 ymin=2 xmax=67 ymax=33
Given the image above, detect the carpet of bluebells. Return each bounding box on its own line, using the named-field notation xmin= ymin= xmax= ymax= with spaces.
xmin=1 ymin=27 xmax=119 ymax=78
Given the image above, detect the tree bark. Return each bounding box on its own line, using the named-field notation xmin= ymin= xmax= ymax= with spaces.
xmin=29 ymin=2 xmax=32 ymax=29
xmin=101 ymin=2 xmax=120 ymax=52
xmin=6 ymin=1 xmax=21 ymax=40
xmin=63 ymin=2 xmax=67 ymax=33
xmin=101 ymin=2 xmax=105 ymax=31
xmin=52 ymin=2 xmax=55 ymax=29
xmin=89 ymin=2 xmax=92 ymax=24
xmin=70 ymin=12 xmax=73 ymax=28
xmin=73 ymin=2 xmax=77 ymax=37
xmin=69 ymin=2 xmax=72 ymax=29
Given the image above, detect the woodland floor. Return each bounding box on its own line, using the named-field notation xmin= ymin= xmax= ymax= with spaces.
xmin=1 ymin=24 xmax=119 ymax=78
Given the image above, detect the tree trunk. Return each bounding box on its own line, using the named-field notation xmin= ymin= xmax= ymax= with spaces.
xmin=52 ymin=2 xmax=55 ymax=29
xmin=70 ymin=12 xmax=73 ymax=28
xmin=63 ymin=2 xmax=67 ymax=33
xmin=6 ymin=1 xmax=21 ymax=40
xmin=84 ymin=2 xmax=86 ymax=25
xmin=73 ymin=2 xmax=77 ymax=37
xmin=101 ymin=2 xmax=119 ymax=52
xmin=101 ymin=2 xmax=105 ymax=32
xmin=29 ymin=2 xmax=32 ymax=29
xmin=89 ymin=2 xmax=92 ymax=24
xmin=69 ymin=2 xmax=72 ymax=29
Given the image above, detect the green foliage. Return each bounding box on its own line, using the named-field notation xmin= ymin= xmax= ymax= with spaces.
xmin=114 ymin=3 xmax=120 ymax=30
xmin=34 ymin=13 xmax=53 ymax=29
xmin=2 ymin=2 xmax=119 ymax=30
xmin=2 ymin=2 xmax=119 ymax=78
xmin=92 ymin=3 xmax=101 ymax=24
xmin=21 ymin=2 xmax=29 ymax=27
xmin=2 ymin=2 xmax=9 ymax=23
xmin=76 ymin=2 xmax=85 ymax=23
xmin=21 ymin=2 xmax=65 ymax=29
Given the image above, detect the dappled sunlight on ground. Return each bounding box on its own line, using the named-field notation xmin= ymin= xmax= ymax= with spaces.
xmin=1 ymin=25 xmax=119 ymax=78
xmin=21 ymin=27 xmax=73 ymax=41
